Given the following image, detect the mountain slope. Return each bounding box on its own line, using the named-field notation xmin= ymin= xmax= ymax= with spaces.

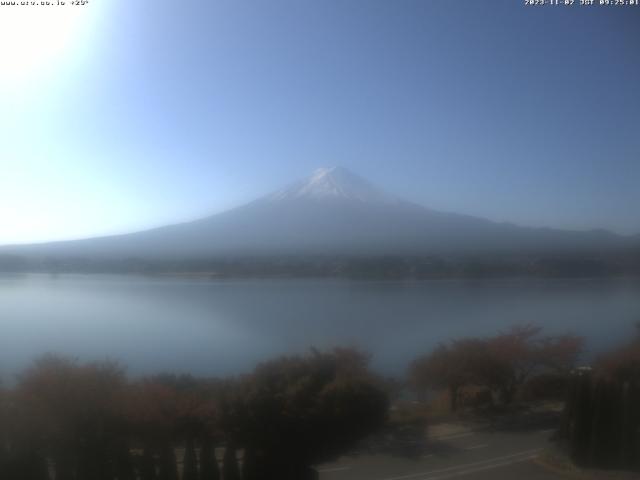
xmin=1 ymin=167 xmax=636 ymax=261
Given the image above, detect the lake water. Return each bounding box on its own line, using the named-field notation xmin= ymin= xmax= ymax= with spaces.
xmin=1 ymin=274 xmax=639 ymax=380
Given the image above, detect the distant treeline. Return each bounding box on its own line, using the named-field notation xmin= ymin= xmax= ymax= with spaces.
xmin=2 ymin=251 xmax=640 ymax=278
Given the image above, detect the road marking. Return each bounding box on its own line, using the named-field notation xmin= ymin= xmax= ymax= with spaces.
xmin=318 ymin=466 xmax=351 ymax=473
xmin=430 ymin=432 xmax=474 ymax=441
xmin=539 ymin=428 xmax=555 ymax=434
xmin=422 ymin=454 xmax=434 ymax=459
xmin=420 ymin=454 xmax=539 ymax=479
xmin=463 ymin=444 xmax=488 ymax=450
xmin=377 ymin=448 xmax=542 ymax=480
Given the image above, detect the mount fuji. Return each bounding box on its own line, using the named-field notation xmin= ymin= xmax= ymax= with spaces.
xmin=1 ymin=167 xmax=635 ymax=265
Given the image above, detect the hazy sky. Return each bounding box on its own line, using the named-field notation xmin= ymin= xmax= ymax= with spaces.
xmin=1 ymin=0 xmax=639 ymax=245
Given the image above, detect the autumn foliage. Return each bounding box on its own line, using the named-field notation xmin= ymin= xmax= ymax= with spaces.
xmin=595 ymin=323 xmax=640 ymax=383
xmin=233 ymin=350 xmax=388 ymax=479
xmin=0 ymin=348 xmax=388 ymax=480
xmin=408 ymin=325 xmax=584 ymax=411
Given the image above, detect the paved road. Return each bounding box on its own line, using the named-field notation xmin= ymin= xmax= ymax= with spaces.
xmin=318 ymin=427 xmax=567 ymax=480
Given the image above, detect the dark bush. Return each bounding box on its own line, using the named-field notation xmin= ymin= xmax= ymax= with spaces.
xmin=521 ymin=373 xmax=569 ymax=401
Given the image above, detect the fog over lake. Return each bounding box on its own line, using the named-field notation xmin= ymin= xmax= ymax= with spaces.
xmin=1 ymin=274 xmax=639 ymax=379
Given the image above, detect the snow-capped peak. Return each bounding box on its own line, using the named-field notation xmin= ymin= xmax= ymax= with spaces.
xmin=267 ymin=166 xmax=402 ymax=205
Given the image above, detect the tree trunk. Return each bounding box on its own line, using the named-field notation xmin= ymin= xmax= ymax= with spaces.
xmin=183 ymin=438 xmax=198 ymax=480
xmin=449 ymin=385 xmax=459 ymax=412
xmin=52 ymin=450 xmax=75 ymax=480
xmin=240 ymin=447 xmax=260 ymax=480
xmin=157 ymin=443 xmax=178 ymax=480
xmin=222 ymin=444 xmax=240 ymax=480
xmin=500 ymin=385 xmax=515 ymax=405
xmin=9 ymin=448 xmax=50 ymax=480
xmin=110 ymin=439 xmax=134 ymax=480
xmin=198 ymin=437 xmax=219 ymax=480
xmin=138 ymin=447 xmax=156 ymax=480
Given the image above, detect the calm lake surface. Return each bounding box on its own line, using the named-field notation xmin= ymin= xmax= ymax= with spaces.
xmin=1 ymin=274 xmax=640 ymax=379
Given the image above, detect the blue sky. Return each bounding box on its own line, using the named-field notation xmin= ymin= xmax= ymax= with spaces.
xmin=1 ymin=0 xmax=639 ymax=244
